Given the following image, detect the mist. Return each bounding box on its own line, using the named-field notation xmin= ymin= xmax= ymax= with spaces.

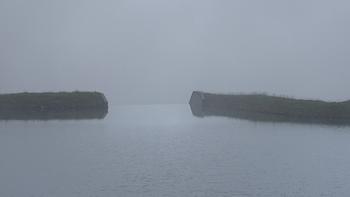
xmin=1 ymin=0 xmax=350 ymax=104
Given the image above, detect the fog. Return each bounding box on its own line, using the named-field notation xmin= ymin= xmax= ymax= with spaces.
xmin=1 ymin=0 xmax=349 ymax=104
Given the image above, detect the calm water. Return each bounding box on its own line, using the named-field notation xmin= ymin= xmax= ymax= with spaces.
xmin=1 ymin=105 xmax=350 ymax=197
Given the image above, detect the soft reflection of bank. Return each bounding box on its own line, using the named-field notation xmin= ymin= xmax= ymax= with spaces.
xmin=189 ymin=91 xmax=350 ymax=126
xmin=1 ymin=104 xmax=350 ymax=197
xmin=0 ymin=109 xmax=108 ymax=120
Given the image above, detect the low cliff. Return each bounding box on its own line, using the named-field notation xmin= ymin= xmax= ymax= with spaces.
xmin=0 ymin=91 xmax=108 ymax=120
xmin=190 ymin=91 xmax=350 ymax=125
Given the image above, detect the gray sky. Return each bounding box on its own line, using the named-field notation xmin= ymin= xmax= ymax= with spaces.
xmin=1 ymin=0 xmax=349 ymax=104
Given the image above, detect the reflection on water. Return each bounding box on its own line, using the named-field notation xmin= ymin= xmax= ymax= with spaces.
xmin=0 ymin=109 xmax=108 ymax=120
xmin=1 ymin=105 xmax=350 ymax=197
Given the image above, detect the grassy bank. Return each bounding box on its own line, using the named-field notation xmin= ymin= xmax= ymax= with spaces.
xmin=0 ymin=91 xmax=108 ymax=120
xmin=189 ymin=91 xmax=350 ymax=125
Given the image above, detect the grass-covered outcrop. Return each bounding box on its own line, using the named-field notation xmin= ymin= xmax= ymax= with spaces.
xmin=0 ymin=91 xmax=108 ymax=120
xmin=189 ymin=91 xmax=350 ymax=125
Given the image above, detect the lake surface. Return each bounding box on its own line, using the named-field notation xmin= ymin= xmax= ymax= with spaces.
xmin=1 ymin=104 xmax=350 ymax=197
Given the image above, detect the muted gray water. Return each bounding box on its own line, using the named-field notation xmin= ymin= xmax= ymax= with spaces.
xmin=1 ymin=105 xmax=350 ymax=197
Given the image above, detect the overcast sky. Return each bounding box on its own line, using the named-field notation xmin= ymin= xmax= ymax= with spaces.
xmin=1 ymin=0 xmax=349 ymax=104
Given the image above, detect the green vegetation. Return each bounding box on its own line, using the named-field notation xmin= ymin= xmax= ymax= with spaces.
xmin=190 ymin=91 xmax=350 ymax=125
xmin=0 ymin=91 xmax=108 ymax=120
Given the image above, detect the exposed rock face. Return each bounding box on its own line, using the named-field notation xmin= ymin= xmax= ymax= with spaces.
xmin=189 ymin=91 xmax=205 ymax=117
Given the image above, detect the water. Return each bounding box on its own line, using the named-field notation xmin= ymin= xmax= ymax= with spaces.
xmin=1 ymin=104 xmax=350 ymax=197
